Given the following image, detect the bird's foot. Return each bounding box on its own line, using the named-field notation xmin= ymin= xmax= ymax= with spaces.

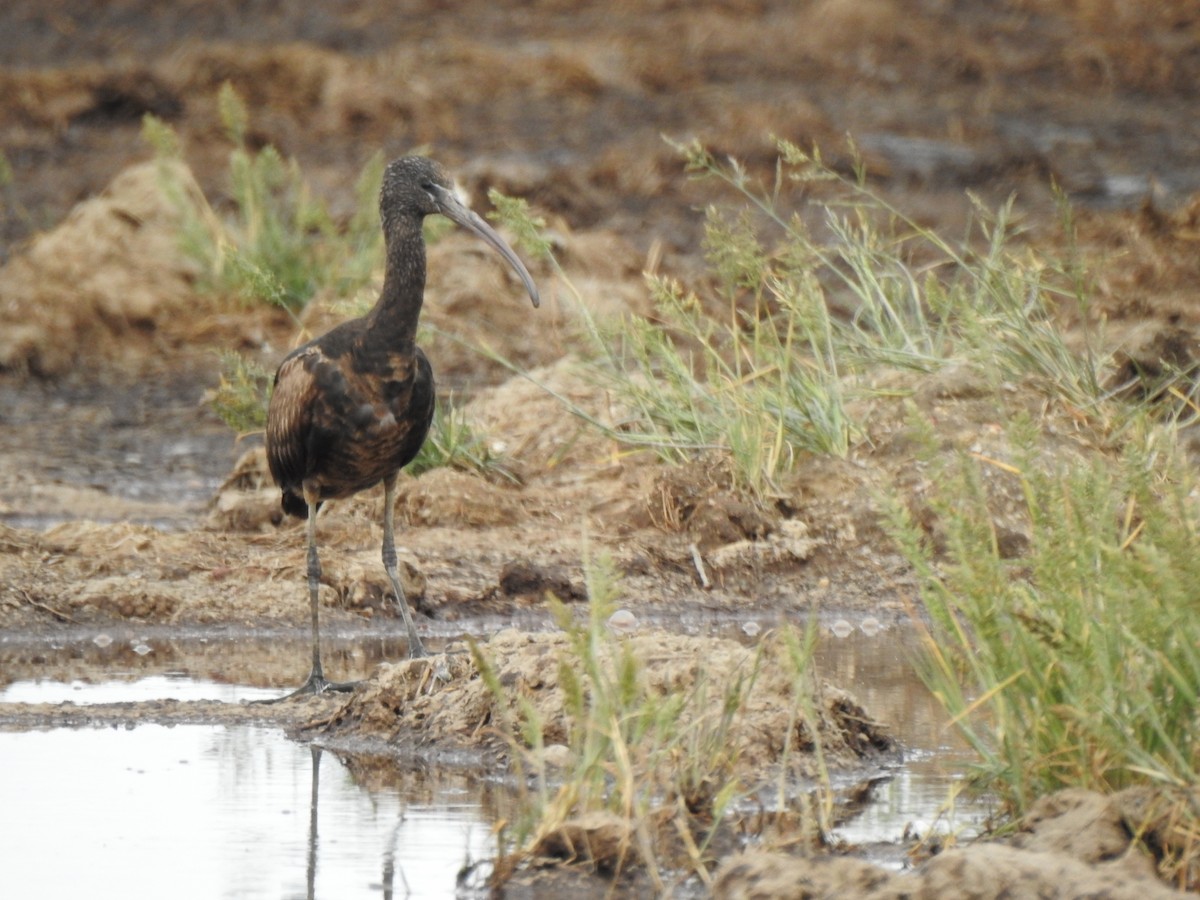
xmin=254 ymin=669 xmax=359 ymax=704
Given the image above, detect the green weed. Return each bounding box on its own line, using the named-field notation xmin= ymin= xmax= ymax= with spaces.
xmin=143 ymin=83 xmax=383 ymax=311
xmin=488 ymin=138 xmax=1111 ymax=496
xmin=473 ymin=551 xmax=839 ymax=887
xmin=407 ymin=396 xmax=521 ymax=484
xmin=207 ymin=350 xmax=273 ymax=435
xmin=0 ymin=148 xmax=31 ymax=227
xmin=678 ymin=136 xmax=1108 ymax=406
xmin=884 ymin=417 xmax=1200 ymax=814
xmin=478 ymin=551 xmax=745 ymax=886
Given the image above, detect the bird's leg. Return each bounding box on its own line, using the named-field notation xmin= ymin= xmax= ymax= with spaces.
xmin=260 ymin=499 xmax=355 ymax=702
xmin=383 ymin=476 xmax=427 ymax=658
xmin=303 ymin=502 xmax=327 ymax=684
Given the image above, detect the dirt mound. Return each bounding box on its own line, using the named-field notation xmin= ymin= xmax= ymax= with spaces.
xmin=311 ymin=628 xmax=895 ymax=778
xmin=0 ymin=160 xmax=208 ymax=376
xmin=714 ymin=787 xmax=1193 ymax=898
xmin=461 ymin=357 xmax=621 ymax=471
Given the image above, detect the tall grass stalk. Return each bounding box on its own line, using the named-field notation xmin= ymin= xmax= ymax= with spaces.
xmin=678 ymin=137 xmax=1108 ymax=407
xmin=884 ymin=418 xmax=1200 ymax=814
xmin=778 ymin=620 xmax=836 ymax=837
xmin=476 ymin=550 xmax=780 ymax=885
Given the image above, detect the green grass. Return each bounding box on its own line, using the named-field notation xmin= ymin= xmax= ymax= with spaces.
xmin=206 ymin=350 xmax=273 ymax=435
xmin=471 ymin=552 xmax=835 ymax=887
xmin=143 ymin=83 xmax=383 ymax=312
xmin=407 ymin=396 xmax=521 ymax=484
xmin=682 ymin=137 xmax=1105 ymax=401
xmin=489 ymin=137 xmax=1110 ymax=496
xmin=0 ymin=148 xmax=33 ymax=229
xmin=884 ymin=417 xmax=1200 ymax=813
xmin=487 ymin=138 xmax=1200 ymax=872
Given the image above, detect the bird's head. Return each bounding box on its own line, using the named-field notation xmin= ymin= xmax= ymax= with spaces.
xmin=381 ymin=156 xmax=540 ymax=308
xmin=380 ymin=156 xmax=451 ymax=225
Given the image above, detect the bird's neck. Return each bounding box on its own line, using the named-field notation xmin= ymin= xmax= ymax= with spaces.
xmin=368 ymin=226 xmax=426 ymax=344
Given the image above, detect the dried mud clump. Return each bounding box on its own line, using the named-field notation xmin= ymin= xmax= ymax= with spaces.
xmin=206 ymin=447 xmax=284 ymax=533
xmin=399 ymin=468 xmax=525 ymax=528
xmin=647 ymin=457 xmax=777 ymax=550
xmin=528 ymin=810 xmax=639 ymax=874
xmin=75 ymin=576 xmax=182 ymax=621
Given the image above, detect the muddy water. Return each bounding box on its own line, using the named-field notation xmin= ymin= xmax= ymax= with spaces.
xmin=0 ymin=620 xmax=986 ymax=896
xmin=814 ymin=624 xmax=990 ymax=860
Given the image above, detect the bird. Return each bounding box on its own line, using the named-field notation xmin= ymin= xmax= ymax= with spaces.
xmin=264 ymin=156 xmax=539 ymax=698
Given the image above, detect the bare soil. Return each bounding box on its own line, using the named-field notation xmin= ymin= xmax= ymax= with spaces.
xmin=3 ymin=1 xmax=1200 ymax=895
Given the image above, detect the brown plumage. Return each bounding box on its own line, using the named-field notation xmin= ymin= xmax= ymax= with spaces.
xmin=265 ymin=156 xmax=539 ymax=698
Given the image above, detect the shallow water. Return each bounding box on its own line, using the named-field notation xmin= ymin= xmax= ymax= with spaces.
xmin=0 ymin=619 xmax=989 ymax=896
xmin=1 ymin=673 xmax=280 ymax=704
xmin=814 ymin=624 xmax=991 ymax=852
xmin=0 ymin=723 xmax=498 ymax=899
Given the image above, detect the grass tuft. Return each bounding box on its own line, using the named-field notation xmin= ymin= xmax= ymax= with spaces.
xmin=884 ymin=417 xmax=1200 ymax=815
xmin=206 ymin=350 xmax=273 ymax=435
xmin=143 ymin=83 xmax=383 ymax=312
xmin=407 ymin=396 xmax=521 ymax=484
xmin=482 ymin=551 xmax=748 ymax=885
xmin=488 ymin=137 xmax=1112 ymax=496
xmin=473 ymin=552 xmax=842 ymax=887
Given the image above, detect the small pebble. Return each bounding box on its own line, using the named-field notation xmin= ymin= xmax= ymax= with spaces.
xmin=541 ymin=743 xmax=573 ymax=770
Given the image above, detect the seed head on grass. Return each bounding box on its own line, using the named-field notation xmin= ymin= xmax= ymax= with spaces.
xmin=207 ymin=350 xmax=271 ymax=435
xmin=487 ymin=190 xmax=554 ymax=264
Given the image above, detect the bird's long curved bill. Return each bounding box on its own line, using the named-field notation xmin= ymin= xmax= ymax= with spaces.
xmin=433 ymin=186 xmax=540 ymax=308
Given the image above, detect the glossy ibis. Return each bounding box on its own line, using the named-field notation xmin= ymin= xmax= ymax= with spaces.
xmin=265 ymin=156 xmax=539 ymax=698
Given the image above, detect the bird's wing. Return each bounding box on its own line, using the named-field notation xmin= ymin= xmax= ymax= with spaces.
xmin=265 ymin=348 xmax=320 ymax=492
xmin=403 ymin=349 xmax=437 ymax=465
